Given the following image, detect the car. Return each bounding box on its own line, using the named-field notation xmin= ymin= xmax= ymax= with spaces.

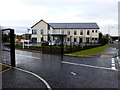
xmin=109 ymin=41 xmax=114 ymax=44
xmin=49 ymin=40 xmax=57 ymax=46
xmin=41 ymin=41 xmax=49 ymax=46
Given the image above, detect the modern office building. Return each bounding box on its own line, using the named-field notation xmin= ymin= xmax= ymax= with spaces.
xmin=31 ymin=19 xmax=100 ymax=44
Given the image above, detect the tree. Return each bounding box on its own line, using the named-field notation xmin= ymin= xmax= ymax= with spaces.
xmin=99 ymin=33 xmax=109 ymax=45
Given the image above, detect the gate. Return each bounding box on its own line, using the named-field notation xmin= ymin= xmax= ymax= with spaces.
xmin=1 ymin=28 xmax=15 ymax=67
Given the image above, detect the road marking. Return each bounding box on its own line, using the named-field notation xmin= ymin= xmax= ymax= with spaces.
xmin=14 ymin=67 xmax=52 ymax=90
xmin=111 ymin=67 xmax=116 ymax=70
xmin=111 ymin=58 xmax=116 ymax=70
xmin=61 ymin=61 xmax=117 ymax=71
xmin=16 ymin=54 xmax=40 ymax=60
xmin=71 ymin=72 xmax=76 ymax=76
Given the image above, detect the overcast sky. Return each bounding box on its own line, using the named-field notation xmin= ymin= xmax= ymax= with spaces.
xmin=0 ymin=0 xmax=119 ymax=36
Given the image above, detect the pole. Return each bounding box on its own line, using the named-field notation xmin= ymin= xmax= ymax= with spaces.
xmin=61 ymin=35 xmax=64 ymax=61
xmin=0 ymin=29 xmax=2 ymax=63
xmin=108 ymin=27 xmax=110 ymax=36
xmin=28 ymin=40 xmax=29 ymax=48
xmin=23 ymin=41 xmax=24 ymax=49
xmin=10 ymin=29 xmax=15 ymax=67
xmin=0 ymin=28 xmax=1 ymax=90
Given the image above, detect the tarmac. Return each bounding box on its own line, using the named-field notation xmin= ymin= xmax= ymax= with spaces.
xmin=2 ymin=42 xmax=119 ymax=89
xmin=2 ymin=68 xmax=48 ymax=89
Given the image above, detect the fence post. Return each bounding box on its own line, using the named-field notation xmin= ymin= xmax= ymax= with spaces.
xmin=10 ymin=29 xmax=15 ymax=67
xmin=61 ymin=35 xmax=64 ymax=61
xmin=0 ymin=29 xmax=2 ymax=63
xmin=0 ymin=28 xmax=1 ymax=90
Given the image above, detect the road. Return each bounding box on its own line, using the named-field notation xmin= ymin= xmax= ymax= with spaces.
xmin=6 ymin=42 xmax=120 ymax=88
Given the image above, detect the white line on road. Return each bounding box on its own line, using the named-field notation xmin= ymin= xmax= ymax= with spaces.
xmin=16 ymin=54 xmax=40 ymax=59
xmin=14 ymin=67 xmax=52 ymax=90
xmin=61 ymin=61 xmax=117 ymax=71
xmin=111 ymin=58 xmax=116 ymax=70
xmin=111 ymin=67 xmax=116 ymax=70
xmin=16 ymin=54 xmax=118 ymax=71
xmin=71 ymin=72 xmax=76 ymax=75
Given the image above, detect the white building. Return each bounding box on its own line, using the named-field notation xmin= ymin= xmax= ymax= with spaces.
xmin=31 ymin=19 xmax=100 ymax=44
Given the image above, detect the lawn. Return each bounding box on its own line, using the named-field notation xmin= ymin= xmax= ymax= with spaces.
xmin=0 ymin=64 xmax=11 ymax=72
xmin=68 ymin=44 xmax=109 ymax=56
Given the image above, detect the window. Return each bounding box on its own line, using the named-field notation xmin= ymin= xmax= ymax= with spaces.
xmin=74 ymin=30 xmax=77 ymax=35
xmin=96 ymin=30 xmax=97 ymax=33
xmin=67 ymin=38 xmax=70 ymax=42
xmin=67 ymin=30 xmax=70 ymax=35
xmin=74 ymin=38 xmax=77 ymax=42
xmin=40 ymin=29 xmax=44 ymax=34
xmin=95 ymin=38 xmax=97 ymax=40
xmin=80 ymin=30 xmax=83 ymax=35
xmin=32 ymin=29 xmax=37 ymax=34
xmin=92 ymin=38 xmax=94 ymax=40
xmin=61 ymin=30 xmax=64 ymax=34
xmin=79 ymin=38 xmax=83 ymax=43
xmin=92 ymin=30 xmax=94 ymax=33
xmin=87 ymin=30 xmax=90 ymax=35
xmin=86 ymin=38 xmax=89 ymax=43
xmin=32 ymin=38 xmax=37 ymax=43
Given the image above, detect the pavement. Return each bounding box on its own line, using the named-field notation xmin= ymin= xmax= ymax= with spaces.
xmin=2 ymin=41 xmax=120 ymax=89
xmin=2 ymin=68 xmax=47 ymax=89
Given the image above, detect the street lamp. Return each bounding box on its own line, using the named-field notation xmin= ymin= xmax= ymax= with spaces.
xmin=108 ymin=26 xmax=113 ymax=36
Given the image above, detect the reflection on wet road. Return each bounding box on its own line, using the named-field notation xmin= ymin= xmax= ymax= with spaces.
xmin=15 ymin=42 xmax=119 ymax=88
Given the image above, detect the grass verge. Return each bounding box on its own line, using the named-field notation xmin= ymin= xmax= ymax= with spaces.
xmin=68 ymin=44 xmax=109 ymax=56
xmin=0 ymin=64 xmax=11 ymax=72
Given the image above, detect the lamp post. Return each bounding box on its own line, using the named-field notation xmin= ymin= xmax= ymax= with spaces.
xmin=108 ymin=26 xmax=113 ymax=36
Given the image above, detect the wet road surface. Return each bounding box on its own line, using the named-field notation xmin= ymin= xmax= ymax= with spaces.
xmin=14 ymin=42 xmax=119 ymax=88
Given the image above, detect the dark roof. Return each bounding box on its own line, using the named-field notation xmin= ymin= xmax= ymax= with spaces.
xmin=49 ymin=23 xmax=100 ymax=29
xmin=31 ymin=19 xmax=100 ymax=29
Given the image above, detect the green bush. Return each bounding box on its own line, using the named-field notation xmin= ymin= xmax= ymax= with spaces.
xmin=15 ymin=44 xmax=22 ymax=47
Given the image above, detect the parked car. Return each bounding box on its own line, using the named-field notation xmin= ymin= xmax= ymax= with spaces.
xmin=109 ymin=41 xmax=114 ymax=44
xmin=41 ymin=41 xmax=49 ymax=46
xmin=49 ymin=41 xmax=57 ymax=46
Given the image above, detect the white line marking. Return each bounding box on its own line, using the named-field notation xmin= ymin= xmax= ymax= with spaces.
xmin=112 ymin=60 xmax=115 ymax=64
xmin=61 ymin=61 xmax=117 ymax=71
xmin=111 ymin=64 xmax=115 ymax=66
xmin=112 ymin=67 xmax=116 ymax=70
xmin=14 ymin=67 xmax=52 ymax=90
xmin=71 ymin=72 xmax=76 ymax=76
xmin=111 ymin=58 xmax=116 ymax=70
xmin=16 ymin=54 xmax=40 ymax=59
xmin=112 ymin=58 xmax=114 ymax=60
